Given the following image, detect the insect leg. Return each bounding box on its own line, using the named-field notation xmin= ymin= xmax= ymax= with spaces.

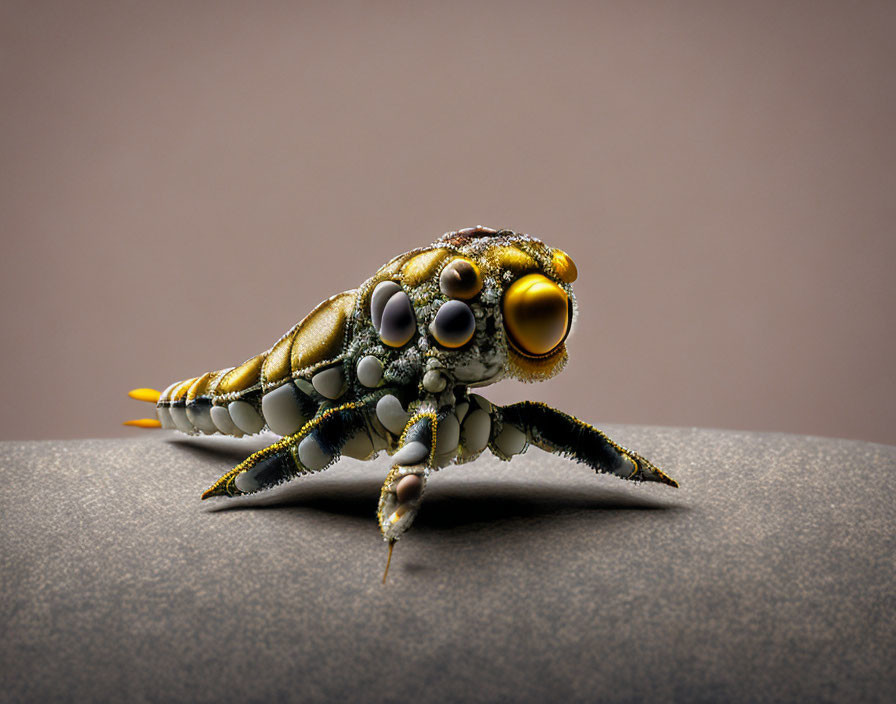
xmin=201 ymin=401 xmax=371 ymax=499
xmin=491 ymin=401 xmax=678 ymax=488
xmin=377 ymin=412 xmax=440 ymax=543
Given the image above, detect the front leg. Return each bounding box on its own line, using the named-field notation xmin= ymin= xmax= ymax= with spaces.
xmin=201 ymin=401 xmax=373 ymax=499
xmin=491 ymin=401 xmax=678 ymax=488
xmin=377 ymin=411 xmax=439 ymax=543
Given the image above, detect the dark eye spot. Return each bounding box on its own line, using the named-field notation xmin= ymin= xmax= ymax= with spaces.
xmin=430 ymin=300 xmax=476 ymax=349
xmin=439 ymin=259 xmax=483 ymax=299
xmin=379 ymin=291 xmax=417 ymax=347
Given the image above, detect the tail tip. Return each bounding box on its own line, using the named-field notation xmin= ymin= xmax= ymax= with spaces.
xmin=128 ymin=387 xmax=161 ymax=403
xmin=123 ymin=418 xmax=162 ymax=429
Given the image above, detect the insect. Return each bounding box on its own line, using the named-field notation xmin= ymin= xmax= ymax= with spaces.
xmin=126 ymin=227 xmax=678 ymax=579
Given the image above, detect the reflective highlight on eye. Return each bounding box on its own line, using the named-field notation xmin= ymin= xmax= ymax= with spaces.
xmin=439 ymin=258 xmax=483 ymax=299
xmin=430 ymin=300 xmax=476 ymax=348
xmin=502 ymin=273 xmax=569 ymax=356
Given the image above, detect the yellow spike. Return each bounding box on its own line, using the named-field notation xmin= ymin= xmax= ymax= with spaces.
xmin=123 ymin=418 xmax=162 ymax=429
xmin=128 ymin=387 xmax=161 ymax=403
xmin=382 ymin=540 xmax=396 ymax=584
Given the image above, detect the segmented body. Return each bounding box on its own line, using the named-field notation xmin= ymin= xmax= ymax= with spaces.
xmin=139 ymin=226 xmax=677 ymax=549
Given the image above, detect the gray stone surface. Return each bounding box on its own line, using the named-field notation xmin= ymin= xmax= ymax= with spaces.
xmin=1 ymin=426 xmax=894 ymax=703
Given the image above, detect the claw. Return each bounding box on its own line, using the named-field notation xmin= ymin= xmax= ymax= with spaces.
xmin=128 ymin=387 xmax=161 ymax=403
xmin=382 ymin=540 xmax=396 ymax=584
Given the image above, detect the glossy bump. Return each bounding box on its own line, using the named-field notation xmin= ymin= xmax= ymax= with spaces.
xmin=392 ymin=440 xmax=429 ymax=467
xmin=210 ymin=406 xmax=243 ymax=437
xmin=396 ymin=474 xmax=423 ymax=504
xmin=370 ymin=281 xmax=401 ymax=332
xmin=298 ymin=435 xmax=332 ymax=471
xmin=423 ymin=369 xmax=446 ymax=393
xmin=169 ymin=405 xmax=193 ymax=433
xmin=261 ymin=383 xmax=309 ymax=435
xmin=502 ymin=273 xmax=569 ymax=356
xmin=552 ymin=249 xmax=578 ymax=283
xmin=379 ymin=290 xmax=417 ymax=348
xmin=376 ymin=395 xmax=410 ymax=436
xmin=186 ymin=403 xmax=217 ymax=435
xmin=228 ymin=400 xmax=264 ymax=434
xmin=312 ymin=366 xmax=345 ymax=400
xmin=494 ymin=423 xmax=526 ymax=457
xmin=356 ymin=355 xmax=383 ymax=388
xmin=439 ymin=258 xmax=482 ymax=299
xmin=430 ymin=300 xmax=476 ymax=349
xmin=459 ymin=408 xmax=491 ymax=457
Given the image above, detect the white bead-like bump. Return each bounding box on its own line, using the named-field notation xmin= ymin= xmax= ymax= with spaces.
xmin=422 ymin=370 xmax=447 ymax=393
xmin=169 ymin=405 xmax=193 ymax=433
xmin=210 ymin=406 xmax=243 ymax=437
xmin=392 ymin=440 xmax=429 ymax=467
xmin=376 ymin=395 xmax=410 ymax=436
xmin=234 ymin=470 xmax=261 ymax=493
xmin=186 ymin=405 xmax=218 ymax=434
xmin=311 ymin=366 xmax=345 ymax=400
xmin=395 ymin=474 xmax=424 ymax=504
xmin=157 ymin=406 xmax=176 ymax=430
xmin=459 ymin=408 xmax=491 ymax=457
xmin=435 ymin=414 xmax=460 ymax=458
xmin=494 ymin=423 xmax=526 ymax=457
xmin=298 ymin=435 xmax=332 ymax=471
xmin=261 ymin=383 xmax=309 ymax=436
xmin=356 ymin=355 xmax=383 ymax=388
xmin=228 ymin=400 xmax=264 ymax=434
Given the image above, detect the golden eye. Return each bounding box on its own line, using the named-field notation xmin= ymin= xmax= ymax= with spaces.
xmin=502 ymin=274 xmax=570 ymax=356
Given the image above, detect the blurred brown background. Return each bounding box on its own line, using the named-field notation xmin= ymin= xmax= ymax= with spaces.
xmin=1 ymin=1 xmax=894 ymax=445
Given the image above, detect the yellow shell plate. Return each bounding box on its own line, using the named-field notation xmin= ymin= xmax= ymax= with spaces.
xmin=261 ymin=332 xmax=295 ymax=387
xmin=551 ymin=249 xmax=578 ymax=283
xmin=186 ymin=372 xmax=214 ymax=401
xmin=400 ymin=248 xmax=452 ymax=287
xmin=216 ymin=355 xmax=265 ymax=394
xmin=485 ymin=245 xmax=538 ymax=276
xmin=169 ymin=377 xmax=198 ymax=402
xmin=288 ymin=290 xmax=356 ymax=376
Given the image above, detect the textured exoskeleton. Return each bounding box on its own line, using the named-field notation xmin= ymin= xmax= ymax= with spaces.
xmin=128 ymin=227 xmax=677 ymax=570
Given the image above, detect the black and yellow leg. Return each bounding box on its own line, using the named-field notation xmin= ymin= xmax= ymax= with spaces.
xmin=377 ymin=412 xmax=437 ymax=539
xmin=201 ymin=402 xmax=370 ymax=499
xmin=491 ymin=401 xmax=678 ymax=488
xmin=376 ymin=411 xmax=440 ymax=582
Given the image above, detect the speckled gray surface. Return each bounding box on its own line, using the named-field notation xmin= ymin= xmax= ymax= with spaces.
xmin=1 ymin=426 xmax=894 ymax=703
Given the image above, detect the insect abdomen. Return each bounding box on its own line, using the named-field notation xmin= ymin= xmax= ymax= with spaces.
xmin=155 ymin=290 xmax=357 ymax=437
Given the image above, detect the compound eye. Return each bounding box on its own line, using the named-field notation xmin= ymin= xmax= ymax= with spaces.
xmin=430 ymin=300 xmax=476 ymax=348
xmin=502 ymin=274 xmax=569 ymax=356
xmin=439 ymin=258 xmax=482 ymax=299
